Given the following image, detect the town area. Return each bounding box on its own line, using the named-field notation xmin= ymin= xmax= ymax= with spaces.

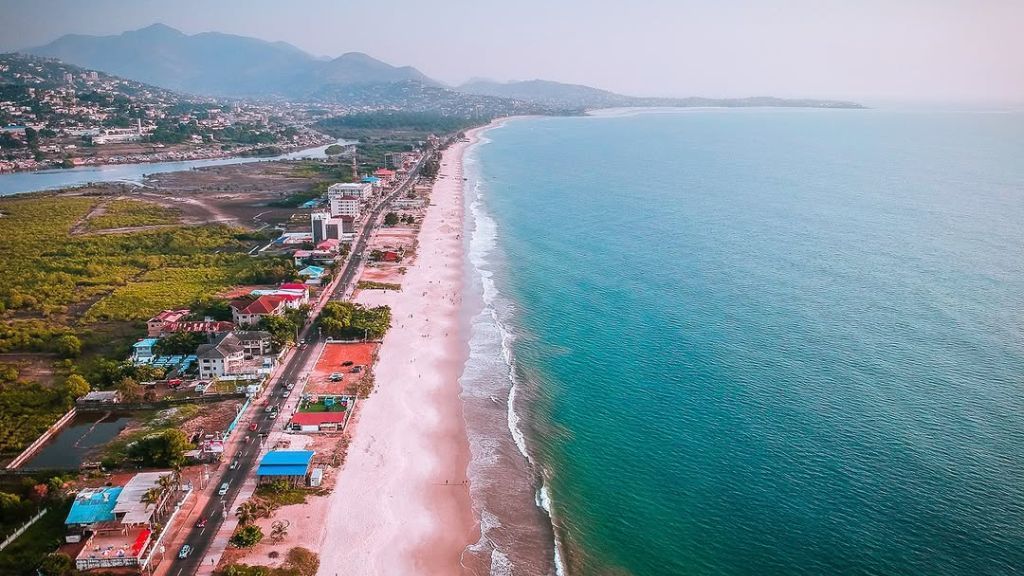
xmin=0 ymin=132 xmax=447 ymax=576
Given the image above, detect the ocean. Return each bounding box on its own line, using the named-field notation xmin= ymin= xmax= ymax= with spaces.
xmin=461 ymin=108 xmax=1024 ymax=575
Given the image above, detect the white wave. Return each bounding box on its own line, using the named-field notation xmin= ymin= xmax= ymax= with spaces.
xmin=464 ymin=128 xmax=568 ymax=576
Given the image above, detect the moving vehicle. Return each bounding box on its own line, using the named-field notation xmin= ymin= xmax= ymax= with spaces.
xmin=229 ymin=459 xmax=239 ymax=470
xmin=195 ymin=517 xmax=207 ymax=528
xmin=286 ymin=382 xmax=295 ymax=390
xmin=218 ymin=483 xmax=229 ymax=496
xmin=178 ymin=544 xmax=192 ymax=559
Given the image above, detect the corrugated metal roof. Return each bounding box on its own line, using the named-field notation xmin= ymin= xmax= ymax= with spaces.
xmin=65 ymin=487 xmax=122 ymax=525
xmin=260 ymin=450 xmax=315 ymax=466
xmin=256 ymin=464 xmax=310 ymax=476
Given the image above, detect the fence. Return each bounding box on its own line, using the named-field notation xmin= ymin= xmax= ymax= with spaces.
xmin=0 ymin=508 xmax=47 ymax=552
xmin=5 ymin=408 xmax=77 ymax=469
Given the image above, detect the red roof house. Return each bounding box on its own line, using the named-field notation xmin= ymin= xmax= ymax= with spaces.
xmin=290 ymin=411 xmax=347 ymax=431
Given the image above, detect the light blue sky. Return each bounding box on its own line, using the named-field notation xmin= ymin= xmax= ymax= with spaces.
xmin=1 ymin=0 xmax=1021 ymax=103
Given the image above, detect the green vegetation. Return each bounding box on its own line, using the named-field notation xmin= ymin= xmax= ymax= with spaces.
xmin=324 ymin=144 xmax=346 ymax=155
xmin=101 ymin=406 xmax=199 ymax=468
xmin=0 ymin=194 xmax=297 ymax=450
xmin=267 ymin=161 xmax=353 ymax=208
xmin=317 ymin=111 xmax=480 ymax=133
xmin=0 ymin=498 xmax=72 ymax=575
xmin=383 ymin=211 xmax=399 ymax=226
xmin=219 ymin=547 xmax=320 ymax=576
xmin=125 ymin=428 xmax=193 ymax=467
xmin=230 ymin=524 xmax=264 ymax=548
xmin=356 ymin=281 xmax=401 ymax=292
xmin=154 ymin=331 xmax=209 ymax=356
xmin=255 ymin=479 xmax=308 ymax=507
xmin=258 ymin=307 xmax=309 ymax=348
xmin=317 ymin=302 xmax=391 ymax=341
xmin=84 ymin=199 xmax=179 ymax=231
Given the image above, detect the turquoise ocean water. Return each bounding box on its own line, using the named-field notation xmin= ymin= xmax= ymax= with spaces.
xmin=467 ymin=109 xmax=1024 ymax=575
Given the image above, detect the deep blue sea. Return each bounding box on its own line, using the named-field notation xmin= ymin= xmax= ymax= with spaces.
xmin=469 ymin=109 xmax=1024 ymax=575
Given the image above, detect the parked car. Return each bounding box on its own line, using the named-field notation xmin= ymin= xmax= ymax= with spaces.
xmin=329 ymin=372 xmax=342 ymax=382
xmin=286 ymin=383 xmax=295 ymax=390
xmin=195 ymin=517 xmax=207 ymax=528
xmin=351 ymin=366 xmax=362 ymax=373
xmin=178 ymin=544 xmax=192 ymax=559
xmin=218 ymin=483 xmax=229 ymax=496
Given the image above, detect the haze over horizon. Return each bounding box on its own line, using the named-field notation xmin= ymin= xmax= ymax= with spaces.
xmin=1 ymin=0 xmax=1023 ymax=105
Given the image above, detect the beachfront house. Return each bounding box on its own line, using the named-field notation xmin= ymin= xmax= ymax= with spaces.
xmin=289 ymin=411 xmax=346 ymax=432
xmin=256 ymin=450 xmax=315 ymax=486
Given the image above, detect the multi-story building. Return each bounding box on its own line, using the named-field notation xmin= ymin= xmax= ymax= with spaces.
xmin=330 ymin=195 xmax=360 ymax=218
xmin=327 ymin=182 xmax=372 ymax=200
xmin=311 ymin=211 xmax=330 ymax=244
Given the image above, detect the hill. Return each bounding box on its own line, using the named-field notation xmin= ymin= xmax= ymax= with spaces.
xmin=26 ymin=24 xmax=438 ymax=99
xmin=459 ymin=78 xmax=864 ymax=110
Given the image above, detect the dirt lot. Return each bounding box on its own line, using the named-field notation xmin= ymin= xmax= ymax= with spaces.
xmin=306 ymin=342 xmax=377 ymax=397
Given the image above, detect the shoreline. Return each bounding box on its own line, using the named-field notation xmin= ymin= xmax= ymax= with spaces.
xmin=313 ymin=127 xmax=487 ymax=575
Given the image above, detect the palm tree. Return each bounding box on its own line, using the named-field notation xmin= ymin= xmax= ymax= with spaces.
xmin=236 ymin=500 xmax=269 ymax=525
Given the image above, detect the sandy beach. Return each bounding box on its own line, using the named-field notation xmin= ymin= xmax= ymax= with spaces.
xmin=315 ymin=128 xmax=486 ymax=575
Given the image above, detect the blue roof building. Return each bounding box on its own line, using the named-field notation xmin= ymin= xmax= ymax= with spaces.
xmin=65 ymin=487 xmax=123 ymax=526
xmin=297 ymin=265 xmax=325 ymax=279
xmin=131 ymin=338 xmax=159 ymax=362
xmin=256 ymin=450 xmax=315 ymax=486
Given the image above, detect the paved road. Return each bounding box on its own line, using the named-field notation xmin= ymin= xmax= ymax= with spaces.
xmin=170 ymin=151 xmax=432 ymax=575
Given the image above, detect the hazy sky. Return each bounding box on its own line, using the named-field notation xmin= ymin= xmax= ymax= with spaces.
xmin=2 ymin=0 xmax=1022 ymax=103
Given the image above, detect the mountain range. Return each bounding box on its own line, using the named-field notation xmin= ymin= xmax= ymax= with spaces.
xmin=24 ymin=24 xmax=862 ymax=111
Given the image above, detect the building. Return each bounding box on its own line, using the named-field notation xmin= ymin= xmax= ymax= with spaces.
xmin=373 ymin=168 xmax=396 ymax=184
xmin=65 ymin=472 xmax=172 ymax=571
xmin=229 ymin=295 xmax=287 ymax=326
xmin=159 ymin=320 xmax=235 ymax=337
xmin=325 ymin=215 xmax=355 ymax=241
xmin=255 ymin=450 xmax=315 ymax=486
xmin=311 ymin=211 xmax=330 ymax=245
xmin=289 ymin=411 xmax=346 ymax=432
xmin=297 ymin=265 xmax=326 ymax=283
xmin=232 ymin=331 xmax=273 ymax=356
xmin=329 ymin=195 xmax=360 ymax=218
xmin=327 ymin=182 xmax=372 ymax=200
xmin=196 ymin=333 xmax=245 ymax=379
xmin=78 ymin=390 xmax=120 ymax=405
xmin=131 ymin=338 xmax=159 ymax=363
xmin=146 ymin=309 xmax=190 ymax=337
xmin=250 ymin=284 xmax=309 ymax=309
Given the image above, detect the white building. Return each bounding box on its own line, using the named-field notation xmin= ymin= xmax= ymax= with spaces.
xmin=311 ymin=211 xmax=330 ymax=244
xmin=328 ymin=182 xmax=372 ymax=200
xmin=196 ymin=333 xmax=245 ymax=379
xmin=330 ymin=195 xmax=360 ymax=218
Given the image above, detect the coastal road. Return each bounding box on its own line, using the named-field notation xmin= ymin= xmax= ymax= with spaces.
xmin=329 ymin=153 xmax=430 ymax=301
xmin=171 ymin=149 xmax=433 ymax=575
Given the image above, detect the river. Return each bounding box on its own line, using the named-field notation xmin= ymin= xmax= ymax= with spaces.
xmin=0 ymin=139 xmax=353 ymax=197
